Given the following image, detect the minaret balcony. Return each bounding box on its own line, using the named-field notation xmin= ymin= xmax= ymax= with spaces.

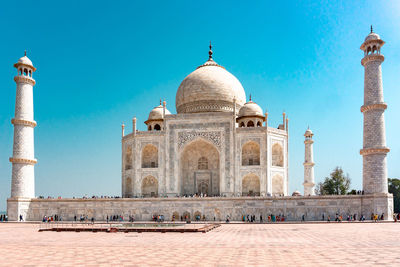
xmin=360 ymin=147 xmax=390 ymax=156
xmin=361 ymin=54 xmax=384 ymax=66
xmin=9 ymin=157 xmax=37 ymax=165
xmin=11 ymin=118 xmax=37 ymax=128
xmin=14 ymin=75 xmax=36 ymax=86
xmin=360 ymin=103 xmax=387 ymax=113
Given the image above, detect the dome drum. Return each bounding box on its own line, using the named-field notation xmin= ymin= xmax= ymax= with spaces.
xmin=177 ymin=99 xmax=241 ymax=114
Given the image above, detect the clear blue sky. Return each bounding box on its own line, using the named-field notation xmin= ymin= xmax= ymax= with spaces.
xmin=1 ymin=1 xmax=399 ymax=211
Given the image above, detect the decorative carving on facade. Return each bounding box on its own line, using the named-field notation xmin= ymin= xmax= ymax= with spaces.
xmin=178 ymin=131 xmax=222 ymax=150
xmin=177 ymin=100 xmax=238 ymax=114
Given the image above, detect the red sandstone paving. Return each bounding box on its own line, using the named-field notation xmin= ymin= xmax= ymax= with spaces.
xmin=0 ymin=222 xmax=399 ymax=266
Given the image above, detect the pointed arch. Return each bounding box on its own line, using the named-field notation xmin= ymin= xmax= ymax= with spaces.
xmin=180 ymin=138 xmax=220 ymax=196
xmin=141 ymin=176 xmax=158 ymax=197
xmin=272 ymin=174 xmax=284 ymax=196
xmin=125 ymin=145 xmax=132 ymax=170
xmin=242 ymin=141 xmax=260 ymax=166
xmin=242 ymin=173 xmax=260 ymax=196
xmin=142 ymin=144 xmax=158 ymax=168
xmin=247 ymin=121 xmax=254 ymax=127
xmin=272 ymin=143 xmax=284 ymax=167
xmin=125 ymin=177 xmax=133 ymax=196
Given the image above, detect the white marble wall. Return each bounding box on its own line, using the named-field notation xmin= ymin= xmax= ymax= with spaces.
xmin=9 ymin=194 xmax=393 ymax=221
xmin=122 ymin=112 xmax=288 ymax=198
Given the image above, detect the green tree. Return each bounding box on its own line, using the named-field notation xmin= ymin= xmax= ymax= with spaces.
xmin=318 ymin=167 xmax=350 ymax=195
xmin=388 ymin=178 xmax=400 ymax=213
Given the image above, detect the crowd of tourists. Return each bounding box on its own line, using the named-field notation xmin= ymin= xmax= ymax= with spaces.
xmin=152 ymin=215 xmax=165 ymax=222
xmin=106 ymin=215 xmax=125 ymax=222
xmin=242 ymin=214 xmax=286 ymax=222
xmin=37 ymin=195 xmax=121 ymax=199
xmin=42 ymin=215 xmax=62 ymax=222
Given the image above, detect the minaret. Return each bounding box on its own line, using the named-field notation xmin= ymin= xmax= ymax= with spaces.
xmin=360 ymin=27 xmax=390 ymax=194
xmin=10 ymin=52 xmax=37 ymax=199
xmin=303 ymin=128 xmax=315 ymax=196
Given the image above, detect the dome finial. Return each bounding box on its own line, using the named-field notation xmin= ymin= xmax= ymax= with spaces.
xmin=160 ymin=98 xmax=162 ymax=105
xmin=208 ymin=41 xmax=213 ymax=60
xmin=371 ymin=25 xmax=373 ymax=33
xmin=249 ymin=94 xmax=252 ymax=101
xmin=24 ymin=50 xmax=26 ymax=56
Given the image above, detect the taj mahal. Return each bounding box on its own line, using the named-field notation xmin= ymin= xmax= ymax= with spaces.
xmin=7 ymin=29 xmax=393 ymax=221
xmin=121 ymin=43 xmax=289 ymax=199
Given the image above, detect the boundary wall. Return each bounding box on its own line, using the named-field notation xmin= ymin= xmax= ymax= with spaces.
xmin=7 ymin=194 xmax=393 ymax=221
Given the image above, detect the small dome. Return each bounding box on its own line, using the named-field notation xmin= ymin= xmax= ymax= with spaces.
xmin=304 ymin=128 xmax=313 ymax=137
xmin=18 ymin=56 xmax=33 ymax=66
xmin=238 ymin=100 xmax=264 ymax=118
xmin=14 ymin=53 xmax=36 ymax=71
xmin=292 ymin=191 xmax=301 ymax=196
xmin=147 ymin=105 xmax=171 ymax=122
xmin=365 ymin=32 xmax=380 ymax=42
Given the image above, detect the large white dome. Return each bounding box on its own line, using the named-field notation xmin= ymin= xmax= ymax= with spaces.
xmin=176 ymin=54 xmax=246 ymax=114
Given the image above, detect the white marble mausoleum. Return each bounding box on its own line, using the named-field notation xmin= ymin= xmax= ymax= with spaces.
xmin=121 ymin=44 xmax=288 ymax=199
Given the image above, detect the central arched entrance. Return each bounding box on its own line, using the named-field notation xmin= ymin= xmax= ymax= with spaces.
xmin=180 ymin=138 xmax=220 ymax=196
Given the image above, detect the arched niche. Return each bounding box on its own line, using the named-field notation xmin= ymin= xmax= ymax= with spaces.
xmin=242 ymin=141 xmax=260 ymax=166
xmin=154 ymin=124 xmax=161 ymax=131
xmin=180 ymin=138 xmax=220 ymax=196
xmin=272 ymin=174 xmax=284 ymax=196
xmin=125 ymin=146 xmax=132 ymax=170
xmin=141 ymin=176 xmax=158 ymax=197
xmin=125 ymin=177 xmax=133 ymax=197
xmin=272 ymin=143 xmax=284 ymax=167
xmin=242 ymin=174 xmax=260 ymax=196
xmin=142 ymin=144 xmax=158 ymax=168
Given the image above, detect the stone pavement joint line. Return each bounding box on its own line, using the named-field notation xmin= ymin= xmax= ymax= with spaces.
xmin=0 ymin=223 xmax=399 ymax=266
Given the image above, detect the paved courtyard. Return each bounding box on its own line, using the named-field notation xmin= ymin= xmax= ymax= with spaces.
xmin=0 ymin=222 xmax=399 ymax=266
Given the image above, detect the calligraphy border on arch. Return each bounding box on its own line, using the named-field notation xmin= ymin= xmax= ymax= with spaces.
xmin=177 ymin=130 xmax=222 ymax=151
